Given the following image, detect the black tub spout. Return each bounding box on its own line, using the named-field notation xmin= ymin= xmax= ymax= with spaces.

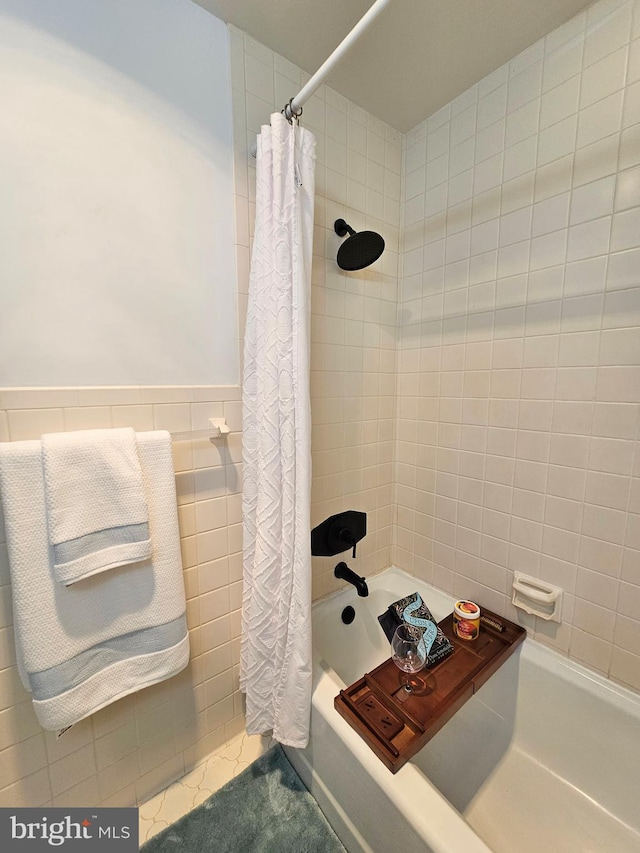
xmin=334 ymin=561 xmax=368 ymax=597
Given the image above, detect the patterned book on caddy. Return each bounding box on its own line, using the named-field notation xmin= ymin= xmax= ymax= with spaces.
xmin=378 ymin=592 xmax=454 ymax=667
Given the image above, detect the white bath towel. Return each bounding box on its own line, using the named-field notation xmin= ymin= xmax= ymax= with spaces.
xmin=41 ymin=428 xmax=152 ymax=585
xmin=0 ymin=431 xmax=189 ymax=731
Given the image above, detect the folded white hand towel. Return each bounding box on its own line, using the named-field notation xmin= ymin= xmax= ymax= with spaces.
xmin=0 ymin=431 xmax=189 ymax=731
xmin=41 ymin=428 xmax=152 ymax=584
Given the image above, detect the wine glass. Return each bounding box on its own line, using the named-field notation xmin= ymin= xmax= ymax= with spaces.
xmin=391 ymin=624 xmax=427 ymax=694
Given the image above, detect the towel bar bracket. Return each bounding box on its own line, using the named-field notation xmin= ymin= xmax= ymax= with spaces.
xmin=170 ymin=418 xmax=231 ymax=443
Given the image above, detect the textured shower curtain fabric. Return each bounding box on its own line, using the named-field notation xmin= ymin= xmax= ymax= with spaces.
xmin=241 ymin=113 xmax=316 ymax=748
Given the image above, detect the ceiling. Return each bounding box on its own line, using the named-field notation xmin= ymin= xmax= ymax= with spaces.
xmin=192 ymin=0 xmax=593 ymax=132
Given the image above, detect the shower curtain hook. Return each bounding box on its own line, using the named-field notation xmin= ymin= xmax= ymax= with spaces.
xmin=282 ymin=98 xmax=303 ymax=124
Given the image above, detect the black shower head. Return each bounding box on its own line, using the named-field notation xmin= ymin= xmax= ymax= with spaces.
xmin=334 ymin=219 xmax=385 ymax=271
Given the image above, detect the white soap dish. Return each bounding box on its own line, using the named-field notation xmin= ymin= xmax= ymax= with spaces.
xmin=512 ymin=572 xmax=563 ymax=622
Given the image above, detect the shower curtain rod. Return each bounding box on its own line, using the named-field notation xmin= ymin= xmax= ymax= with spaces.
xmin=250 ymin=0 xmax=393 ymax=157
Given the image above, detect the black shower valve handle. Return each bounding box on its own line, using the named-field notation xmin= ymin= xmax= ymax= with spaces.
xmin=336 ymin=527 xmax=358 ymax=558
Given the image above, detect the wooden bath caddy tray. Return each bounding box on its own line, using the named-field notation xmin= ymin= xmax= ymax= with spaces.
xmin=335 ymin=609 xmax=525 ymax=773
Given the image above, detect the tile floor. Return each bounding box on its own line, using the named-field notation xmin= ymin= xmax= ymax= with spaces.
xmin=139 ymin=731 xmax=276 ymax=845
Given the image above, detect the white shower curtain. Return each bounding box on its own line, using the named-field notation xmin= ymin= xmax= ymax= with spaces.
xmin=240 ymin=112 xmax=316 ymax=748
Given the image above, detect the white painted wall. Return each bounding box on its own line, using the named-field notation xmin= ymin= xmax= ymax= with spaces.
xmin=0 ymin=0 xmax=237 ymax=386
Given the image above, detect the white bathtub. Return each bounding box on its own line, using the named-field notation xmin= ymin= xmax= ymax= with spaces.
xmin=284 ymin=567 xmax=640 ymax=853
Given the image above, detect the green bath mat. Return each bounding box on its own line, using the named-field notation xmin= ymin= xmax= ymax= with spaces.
xmin=141 ymin=744 xmax=346 ymax=853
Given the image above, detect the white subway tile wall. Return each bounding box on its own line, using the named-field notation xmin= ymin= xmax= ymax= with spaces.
xmin=395 ymin=0 xmax=640 ymax=693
